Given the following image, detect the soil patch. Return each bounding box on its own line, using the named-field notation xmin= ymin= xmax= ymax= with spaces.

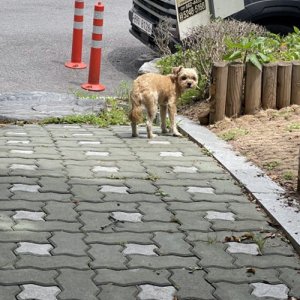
xmin=180 ymin=104 xmax=300 ymax=198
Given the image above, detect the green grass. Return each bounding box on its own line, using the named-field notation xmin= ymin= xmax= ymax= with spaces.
xmin=41 ymin=97 xmax=129 ymax=127
xmin=263 ymin=161 xmax=280 ymax=171
xmin=287 ymin=122 xmax=300 ymax=132
xmin=220 ymin=128 xmax=249 ymax=141
xmin=283 ymin=171 xmax=295 ymax=181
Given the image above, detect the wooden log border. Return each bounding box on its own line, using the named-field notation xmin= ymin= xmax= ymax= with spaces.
xmin=210 ymin=60 xmax=300 ymax=124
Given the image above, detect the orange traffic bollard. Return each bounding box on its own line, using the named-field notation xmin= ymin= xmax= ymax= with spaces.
xmin=81 ymin=2 xmax=105 ymax=91
xmin=65 ymin=0 xmax=87 ymax=69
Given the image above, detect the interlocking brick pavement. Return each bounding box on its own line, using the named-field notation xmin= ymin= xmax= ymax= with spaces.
xmin=0 ymin=124 xmax=299 ymax=300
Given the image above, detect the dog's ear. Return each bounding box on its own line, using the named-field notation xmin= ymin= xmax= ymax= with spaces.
xmin=172 ymin=66 xmax=183 ymax=76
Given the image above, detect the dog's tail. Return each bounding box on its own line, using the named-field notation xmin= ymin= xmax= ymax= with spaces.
xmin=129 ymin=91 xmax=143 ymax=124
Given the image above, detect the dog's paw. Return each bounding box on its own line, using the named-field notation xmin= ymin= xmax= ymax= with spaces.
xmin=172 ymin=132 xmax=183 ymax=137
xmin=132 ymin=133 xmax=139 ymax=138
xmin=148 ymin=133 xmax=157 ymax=139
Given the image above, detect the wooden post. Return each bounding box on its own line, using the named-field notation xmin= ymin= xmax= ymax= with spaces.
xmin=262 ymin=63 xmax=278 ymax=109
xmin=210 ymin=62 xmax=228 ymax=123
xmin=226 ymin=62 xmax=244 ymax=118
xmin=298 ymin=146 xmax=300 ymax=193
xmin=291 ymin=61 xmax=300 ymax=105
xmin=245 ymin=62 xmax=262 ymax=114
xmin=277 ymin=62 xmax=292 ymax=109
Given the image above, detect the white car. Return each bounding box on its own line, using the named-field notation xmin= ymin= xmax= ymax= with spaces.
xmin=129 ymin=0 xmax=300 ymax=50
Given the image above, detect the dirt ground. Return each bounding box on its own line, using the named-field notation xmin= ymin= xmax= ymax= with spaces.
xmin=180 ymin=104 xmax=300 ymax=198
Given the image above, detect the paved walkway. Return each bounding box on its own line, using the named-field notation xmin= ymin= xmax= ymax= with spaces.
xmin=0 ymin=124 xmax=300 ymax=300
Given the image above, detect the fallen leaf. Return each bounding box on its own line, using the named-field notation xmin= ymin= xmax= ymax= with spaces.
xmin=246 ymin=267 xmax=256 ymax=274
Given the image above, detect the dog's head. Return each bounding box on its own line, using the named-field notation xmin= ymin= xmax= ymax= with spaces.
xmin=172 ymin=66 xmax=198 ymax=92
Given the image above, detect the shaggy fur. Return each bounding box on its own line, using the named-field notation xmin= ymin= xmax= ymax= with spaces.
xmin=129 ymin=66 xmax=198 ymax=138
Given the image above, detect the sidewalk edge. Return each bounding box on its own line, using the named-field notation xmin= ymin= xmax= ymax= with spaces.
xmin=177 ymin=115 xmax=300 ymax=254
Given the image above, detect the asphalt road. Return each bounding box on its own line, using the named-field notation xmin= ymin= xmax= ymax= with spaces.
xmin=0 ymin=0 xmax=155 ymax=96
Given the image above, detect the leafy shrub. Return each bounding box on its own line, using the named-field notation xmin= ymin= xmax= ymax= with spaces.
xmin=156 ymin=19 xmax=267 ymax=100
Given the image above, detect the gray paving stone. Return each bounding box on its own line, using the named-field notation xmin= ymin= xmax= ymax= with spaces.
xmin=128 ymin=255 xmax=198 ymax=269
xmin=0 ymin=231 xmax=50 ymax=243
xmin=44 ymin=202 xmax=78 ymax=222
xmin=173 ymin=166 xmax=198 ymax=173
xmin=0 ymin=211 xmax=14 ymax=230
xmin=115 ymin=221 xmax=179 ymax=233
xmin=94 ymin=269 xmax=170 ymax=285
xmin=79 ymin=212 xmax=112 ymax=231
xmin=193 ymin=242 xmax=235 ymax=268
xmin=98 ymin=285 xmax=138 ymax=300
xmin=18 ymin=284 xmax=61 ymax=300
xmin=158 ymin=186 xmax=192 ymax=202
xmin=229 ymin=203 xmax=267 ymax=221
xmin=85 ymin=232 xmax=153 ymax=244
xmin=16 ymin=255 xmax=90 ymax=270
xmin=210 ymin=179 xmax=243 ymax=195
xmin=10 ymin=164 xmax=37 ymax=170
xmin=0 ymin=184 xmax=12 ymax=199
xmin=211 ymin=220 xmax=274 ymax=232
xmin=168 ymin=201 xmax=228 ymax=212
xmin=57 ymin=269 xmax=98 ymax=300
xmin=192 ymin=193 xmax=249 ymax=203
xmin=0 ymin=286 xmax=20 ymax=300
xmin=11 ymin=192 xmax=72 ymax=202
xmin=138 ymin=284 xmax=176 ymax=300
xmin=104 ymin=193 xmax=162 ymax=203
xmin=187 ymin=186 xmax=215 ymax=194
xmin=0 ymin=269 xmax=58 ymax=285
xmin=50 ymin=232 xmax=87 ymax=256
xmin=138 ymin=202 xmax=173 ymax=222
xmin=279 ymin=268 xmax=300 ymax=297
xmin=213 ymin=283 xmax=255 ymax=300
xmin=76 ymin=202 xmax=137 ymax=212
xmin=14 ymin=220 xmax=80 ymax=232
xmin=0 ymin=243 xmax=16 ymax=269
xmin=234 ymin=254 xmax=300 ymax=269
xmin=65 ymin=165 xmax=94 ymax=178
xmin=71 ymin=184 xmax=104 ymax=202
xmin=126 ymin=179 xmax=157 ymax=194
xmin=170 ymin=269 xmax=215 ymax=300
xmin=39 ymin=177 xmax=69 ymax=193
xmin=0 ymin=176 xmax=39 ymax=185
xmin=88 ymin=244 xmax=126 ymax=269
xmin=153 ymin=232 xmax=191 ymax=256
xmin=174 ymin=211 xmax=212 ymax=231
xmin=250 ymin=283 xmax=289 ymax=299
xmin=206 ymin=267 xmax=280 ymax=283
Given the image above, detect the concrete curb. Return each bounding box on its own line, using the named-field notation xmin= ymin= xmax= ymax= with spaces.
xmin=177 ymin=115 xmax=300 ymax=254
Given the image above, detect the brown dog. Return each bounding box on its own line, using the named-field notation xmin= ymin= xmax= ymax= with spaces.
xmin=129 ymin=66 xmax=198 ymax=138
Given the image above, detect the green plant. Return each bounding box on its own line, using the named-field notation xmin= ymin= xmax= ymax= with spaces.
xmin=263 ymin=161 xmax=280 ymax=171
xmin=145 ymin=173 xmax=160 ymax=182
xmin=70 ymin=88 xmax=103 ymax=100
xmin=42 ymin=98 xmax=129 ymax=127
xmin=283 ymin=171 xmax=294 ymax=181
xmin=220 ymin=128 xmax=249 ymax=141
xmin=253 ymin=233 xmax=266 ymax=254
xmin=287 ymin=122 xmax=300 ymax=132
xmin=114 ymin=80 xmax=132 ymax=101
xmin=223 ymin=35 xmax=276 ymax=70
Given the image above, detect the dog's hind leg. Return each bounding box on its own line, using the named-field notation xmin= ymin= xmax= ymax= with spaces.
xmin=168 ymin=101 xmax=182 ymax=137
xmin=145 ymin=101 xmax=157 ymax=139
xmin=160 ymin=105 xmax=168 ymax=134
xmin=129 ymin=92 xmax=143 ymax=137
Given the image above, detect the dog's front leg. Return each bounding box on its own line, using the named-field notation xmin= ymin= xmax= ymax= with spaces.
xmin=168 ymin=102 xmax=182 ymax=137
xmin=160 ymin=105 xmax=168 ymax=134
